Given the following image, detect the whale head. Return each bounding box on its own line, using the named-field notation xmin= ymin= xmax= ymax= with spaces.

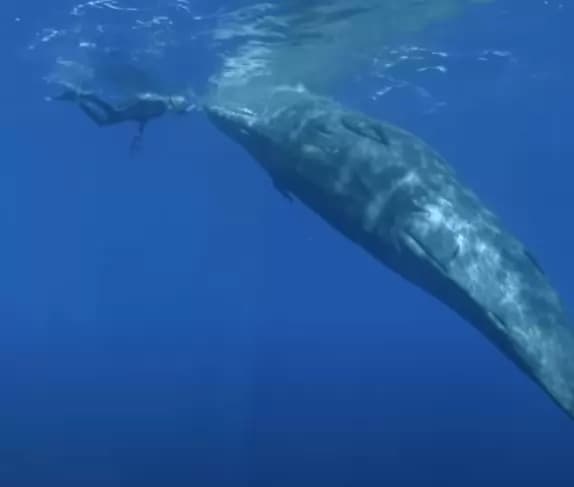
xmin=205 ymin=104 xmax=268 ymax=149
xmin=205 ymin=102 xmax=306 ymax=182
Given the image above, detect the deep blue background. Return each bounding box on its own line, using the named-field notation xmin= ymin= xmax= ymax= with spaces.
xmin=1 ymin=1 xmax=573 ymax=486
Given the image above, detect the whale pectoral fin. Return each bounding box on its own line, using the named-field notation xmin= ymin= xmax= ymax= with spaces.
xmin=340 ymin=115 xmax=390 ymax=147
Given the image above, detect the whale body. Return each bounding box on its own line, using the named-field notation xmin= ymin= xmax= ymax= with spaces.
xmin=205 ymin=88 xmax=574 ymax=419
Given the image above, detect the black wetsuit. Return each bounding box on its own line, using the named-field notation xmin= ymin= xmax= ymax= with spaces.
xmin=78 ymin=94 xmax=168 ymax=131
xmin=76 ymin=94 xmax=169 ymax=155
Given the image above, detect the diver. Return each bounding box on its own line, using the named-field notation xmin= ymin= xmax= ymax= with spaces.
xmin=48 ymin=88 xmax=195 ymax=155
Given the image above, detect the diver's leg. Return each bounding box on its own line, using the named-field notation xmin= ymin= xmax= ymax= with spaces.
xmin=48 ymin=89 xmax=80 ymax=102
xmin=78 ymin=102 xmax=111 ymax=126
xmin=77 ymin=96 xmax=121 ymax=126
xmin=48 ymin=83 xmax=92 ymax=102
xmin=79 ymin=95 xmax=119 ymax=116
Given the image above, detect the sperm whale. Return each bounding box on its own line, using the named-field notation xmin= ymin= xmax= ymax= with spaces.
xmin=206 ymin=88 xmax=574 ymax=419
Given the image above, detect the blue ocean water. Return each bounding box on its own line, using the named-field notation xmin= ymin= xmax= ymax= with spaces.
xmin=1 ymin=0 xmax=573 ymax=485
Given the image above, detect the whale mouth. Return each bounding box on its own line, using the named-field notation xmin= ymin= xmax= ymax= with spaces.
xmin=205 ymin=104 xmax=258 ymax=133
